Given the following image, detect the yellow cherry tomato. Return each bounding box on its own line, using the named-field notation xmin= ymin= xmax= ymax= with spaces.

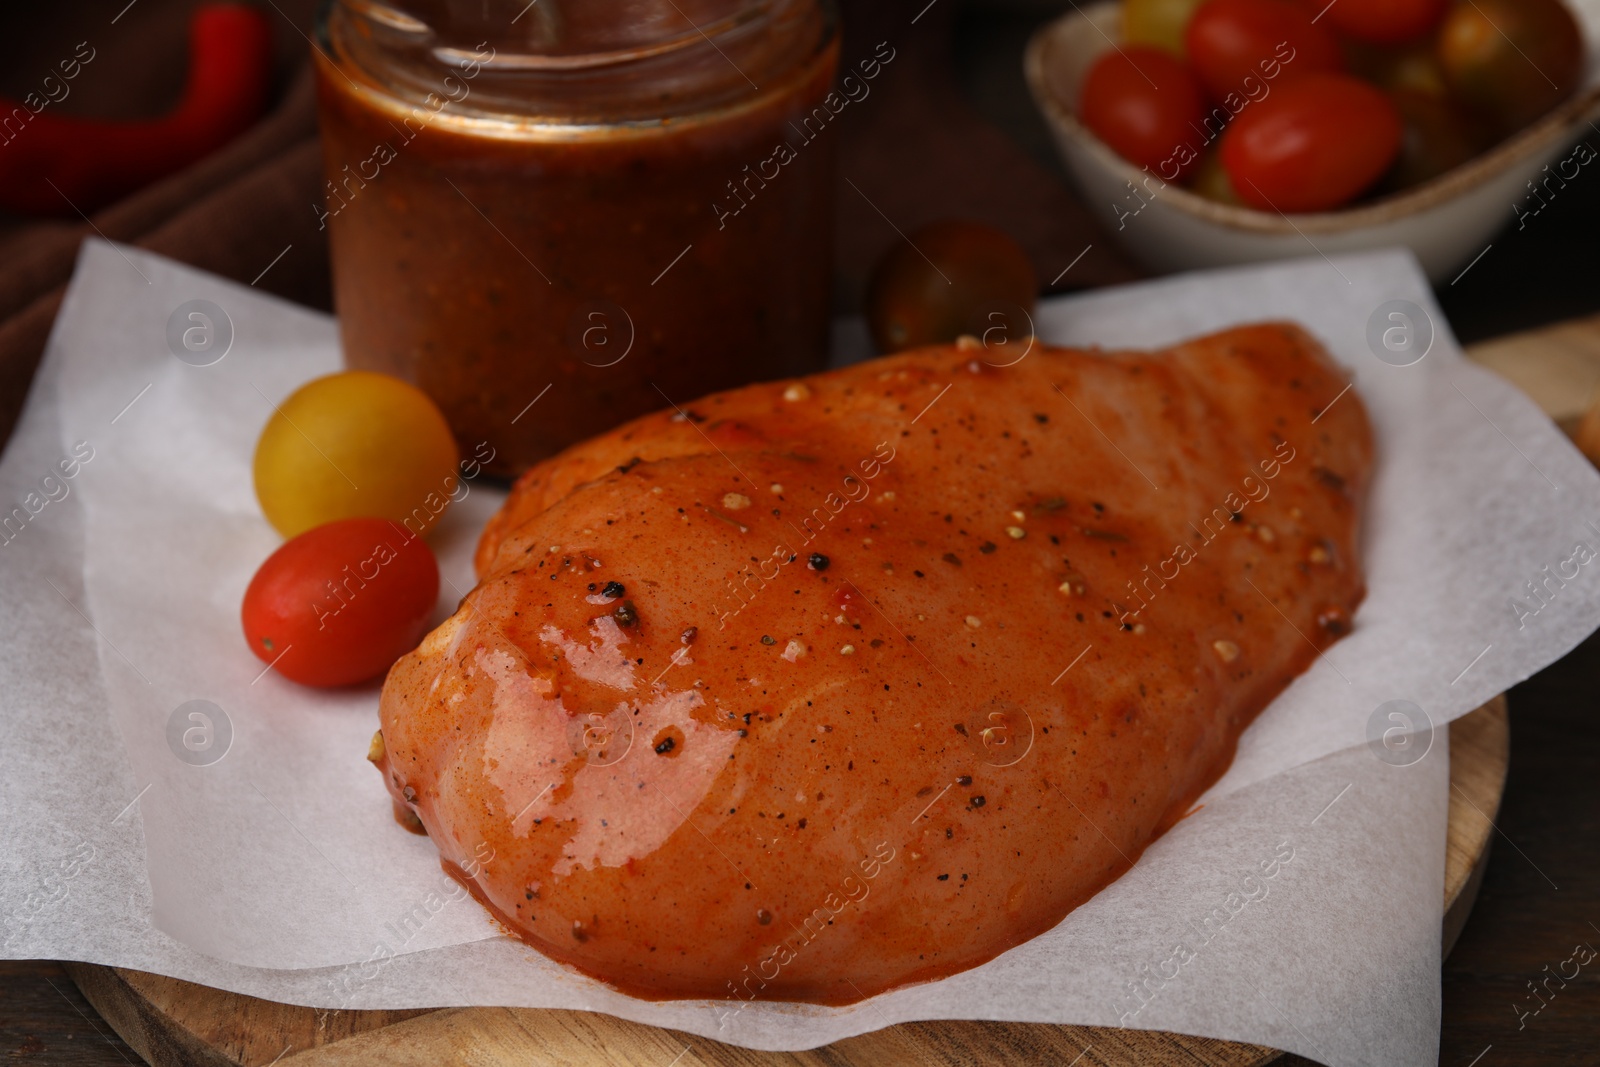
xmin=1191 ymin=146 xmax=1242 ymax=205
xmin=253 ymin=371 xmax=459 ymax=539
xmin=1124 ymin=0 xmax=1205 ymax=55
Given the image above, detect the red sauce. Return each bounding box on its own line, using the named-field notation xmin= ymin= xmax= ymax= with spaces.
xmin=313 ymin=3 xmax=839 ymax=474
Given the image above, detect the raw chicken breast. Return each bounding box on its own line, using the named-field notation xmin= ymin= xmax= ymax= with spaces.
xmin=374 ymin=323 xmax=1371 ymax=1005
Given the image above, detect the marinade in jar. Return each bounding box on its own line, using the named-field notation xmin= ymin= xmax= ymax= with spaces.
xmin=314 ymin=0 xmax=840 ymax=474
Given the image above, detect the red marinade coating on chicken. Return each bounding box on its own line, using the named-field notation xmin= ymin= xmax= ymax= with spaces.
xmin=374 ymin=323 xmax=1371 ymax=1004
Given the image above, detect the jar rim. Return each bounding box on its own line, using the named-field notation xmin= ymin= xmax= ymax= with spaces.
xmin=318 ymin=0 xmax=838 ymax=128
xmin=333 ymin=0 xmax=803 ymax=69
xmin=431 ymin=9 xmax=765 ymax=71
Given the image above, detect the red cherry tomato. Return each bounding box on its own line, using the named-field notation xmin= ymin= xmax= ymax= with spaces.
xmin=1221 ymin=73 xmax=1403 ymax=212
xmin=1325 ymin=0 xmax=1449 ymax=45
xmin=242 ymin=517 xmax=439 ymax=687
xmin=1079 ymin=46 xmax=1208 ymax=179
xmin=1185 ymin=0 xmax=1343 ymax=102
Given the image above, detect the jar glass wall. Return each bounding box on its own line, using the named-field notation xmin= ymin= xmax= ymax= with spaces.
xmin=314 ymin=0 xmax=839 ymax=475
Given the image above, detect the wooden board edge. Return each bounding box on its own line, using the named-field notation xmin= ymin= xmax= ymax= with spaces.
xmin=1464 ymin=311 xmax=1600 ymax=424
xmin=256 ymin=1007 xmax=1285 ymax=1067
xmin=1444 ymin=696 xmax=1510 ymax=915
xmin=65 ymin=962 xmax=244 ymax=1067
xmin=70 ymin=963 xmax=438 ymax=1067
xmin=1443 ymin=839 xmax=1494 ymax=962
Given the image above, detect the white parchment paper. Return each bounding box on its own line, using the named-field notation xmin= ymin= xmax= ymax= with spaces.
xmin=2 ymin=241 xmax=1597 ymax=1066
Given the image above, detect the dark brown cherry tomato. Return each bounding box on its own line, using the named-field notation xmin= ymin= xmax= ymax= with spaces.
xmin=1325 ymin=0 xmax=1449 ymax=45
xmin=1221 ymin=73 xmax=1403 ymax=212
xmin=1381 ymin=88 xmax=1486 ymax=191
xmin=242 ymin=517 xmax=439 ymax=687
xmin=1437 ymin=0 xmax=1583 ymax=135
xmin=866 ymin=221 xmax=1036 ymax=354
xmin=1347 ymin=40 xmax=1452 ymax=100
xmin=1185 ymin=0 xmax=1344 ymax=102
xmin=1079 ymin=46 xmax=1208 ymax=179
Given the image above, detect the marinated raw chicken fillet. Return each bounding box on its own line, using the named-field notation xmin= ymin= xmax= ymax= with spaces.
xmin=374 ymin=323 xmax=1372 ymax=1005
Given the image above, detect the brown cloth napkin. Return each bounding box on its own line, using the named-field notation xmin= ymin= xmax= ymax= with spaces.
xmin=0 ymin=0 xmax=1137 ymax=453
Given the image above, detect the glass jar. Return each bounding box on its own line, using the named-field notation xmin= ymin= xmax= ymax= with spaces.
xmin=313 ymin=0 xmax=839 ymax=475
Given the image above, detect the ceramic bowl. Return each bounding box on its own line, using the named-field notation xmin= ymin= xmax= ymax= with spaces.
xmin=1024 ymin=0 xmax=1600 ymax=283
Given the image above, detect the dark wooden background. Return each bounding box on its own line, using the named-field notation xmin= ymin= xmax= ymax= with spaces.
xmin=3 ymin=1 xmax=1598 ymax=1063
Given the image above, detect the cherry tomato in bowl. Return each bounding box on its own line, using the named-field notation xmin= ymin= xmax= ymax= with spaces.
xmin=1220 ymin=73 xmax=1403 ymax=212
xmin=242 ymin=517 xmax=439 ymax=688
xmin=1079 ymin=45 xmax=1208 ymax=179
xmin=1185 ymin=0 xmax=1343 ymax=102
xmin=1382 ymin=88 xmax=1486 ymax=190
xmin=1347 ymin=40 xmax=1453 ymax=100
xmin=1325 ymin=0 xmax=1449 ymax=46
xmin=866 ymin=221 xmax=1037 ymax=354
xmin=1191 ymin=144 xmax=1243 ymax=203
xmin=1124 ymin=0 xmax=1206 ymax=54
xmin=1437 ymin=0 xmax=1583 ymax=135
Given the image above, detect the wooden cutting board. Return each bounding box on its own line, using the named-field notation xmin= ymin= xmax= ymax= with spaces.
xmin=65 ymin=312 xmax=1600 ymax=1066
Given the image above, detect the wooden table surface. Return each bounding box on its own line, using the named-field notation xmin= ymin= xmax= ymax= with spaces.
xmin=4 ymin=2 xmax=1600 ymax=1063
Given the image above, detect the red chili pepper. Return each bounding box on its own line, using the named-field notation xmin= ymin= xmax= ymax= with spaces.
xmin=0 ymin=3 xmax=273 ymax=216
